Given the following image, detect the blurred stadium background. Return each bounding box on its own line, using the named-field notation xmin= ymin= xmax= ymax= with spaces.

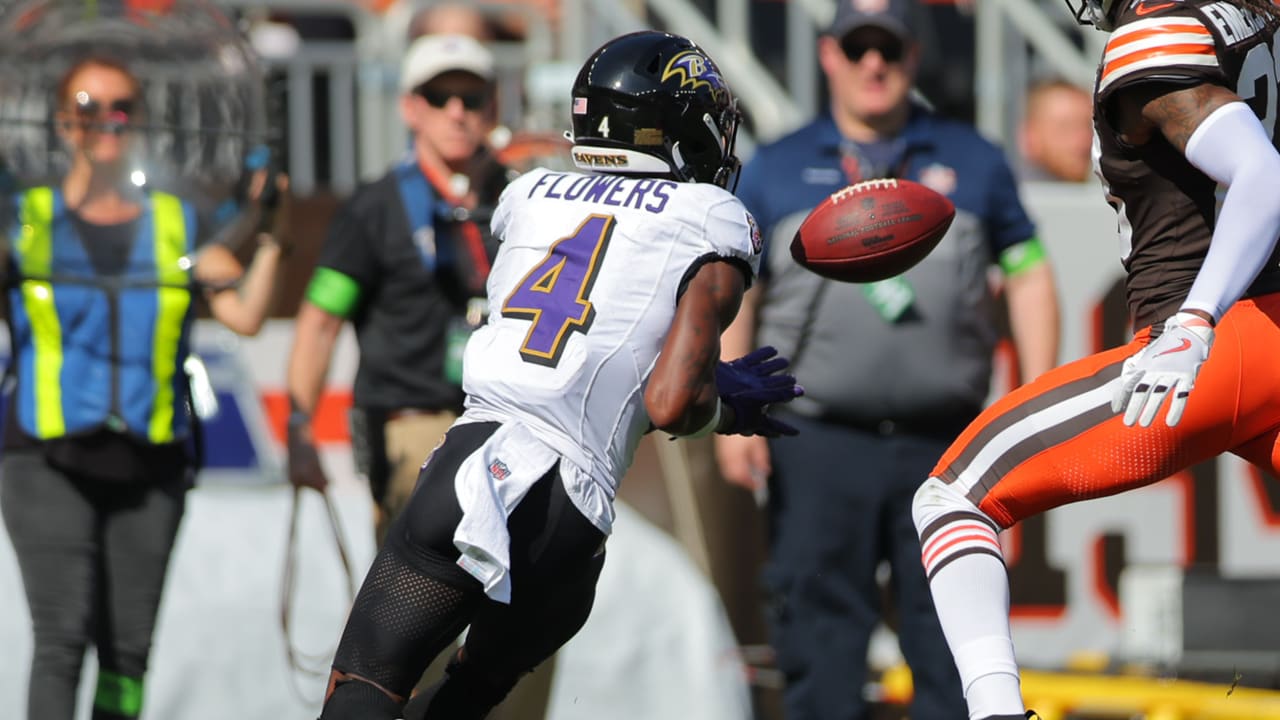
xmin=2 ymin=0 xmax=1280 ymax=718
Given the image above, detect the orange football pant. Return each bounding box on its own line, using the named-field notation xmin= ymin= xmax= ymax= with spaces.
xmin=931 ymin=293 xmax=1280 ymax=528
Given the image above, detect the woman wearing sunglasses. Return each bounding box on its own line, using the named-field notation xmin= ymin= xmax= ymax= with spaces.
xmin=1 ymin=54 xmax=290 ymax=720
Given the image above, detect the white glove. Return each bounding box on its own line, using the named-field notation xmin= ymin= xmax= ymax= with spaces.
xmin=184 ymin=354 xmax=220 ymax=421
xmin=1111 ymin=311 xmax=1214 ymax=428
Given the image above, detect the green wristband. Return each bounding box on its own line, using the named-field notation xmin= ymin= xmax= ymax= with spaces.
xmin=304 ymin=266 xmax=362 ymax=317
xmin=998 ymin=238 xmax=1047 ymax=277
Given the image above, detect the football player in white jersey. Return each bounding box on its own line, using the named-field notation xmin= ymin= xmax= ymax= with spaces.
xmin=318 ymin=31 xmax=804 ymax=720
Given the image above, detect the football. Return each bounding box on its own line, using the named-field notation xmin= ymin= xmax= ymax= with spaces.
xmin=790 ymin=178 xmax=955 ymax=283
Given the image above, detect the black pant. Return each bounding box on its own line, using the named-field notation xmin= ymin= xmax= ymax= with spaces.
xmin=322 ymin=421 xmax=606 ymax=720
xmin=1 ymin=448 xmax=187 ymax=720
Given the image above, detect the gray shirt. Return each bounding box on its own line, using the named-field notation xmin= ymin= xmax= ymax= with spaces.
xmin=737 ymin=110 xmax=1037 ymax=423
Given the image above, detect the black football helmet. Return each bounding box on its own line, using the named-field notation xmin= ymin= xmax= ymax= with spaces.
xmin=569 ymin=31 xmax=742 ymax=189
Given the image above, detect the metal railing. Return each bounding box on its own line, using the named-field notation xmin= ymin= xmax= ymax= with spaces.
xmin=221 ymin=0 xmax=387 ymax=193
xmin=974 ymin=0 xmax=1100 ymax=146
xmin=222 ymin=0 xmax=557 ymax=194
xmin=565 ymin=0 xmax=1098 ymax=151
xmin=209 ymin=0 xmax=1101 ymax=193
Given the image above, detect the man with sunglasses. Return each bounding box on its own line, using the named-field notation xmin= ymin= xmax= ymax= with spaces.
xmin=713 ymin=1 xmax=1060 ymax=718
xmin=286 ymin=33 xmax=510 ymax=544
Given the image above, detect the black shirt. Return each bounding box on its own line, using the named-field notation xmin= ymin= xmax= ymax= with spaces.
xmin=315 ymin=155 xmax=506 ymax=412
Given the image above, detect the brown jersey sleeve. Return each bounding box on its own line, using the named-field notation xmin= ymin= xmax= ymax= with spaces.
xmin=1096 ymin=4 xmax=1231 ymax=106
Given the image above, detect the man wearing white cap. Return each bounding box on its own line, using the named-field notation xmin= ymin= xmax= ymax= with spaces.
xmin=397 ymin=34 xmax=500 ymax=178
xmin=286 ymin=33 xmax=510 ymax=544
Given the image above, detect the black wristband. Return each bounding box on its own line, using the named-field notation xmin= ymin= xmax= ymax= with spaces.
xmin=715 ymin=402 xmax=737 ymax=435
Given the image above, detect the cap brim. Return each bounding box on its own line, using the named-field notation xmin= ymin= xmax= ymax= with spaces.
xmin=400 ymin=35 xmax=496 ymax=92
xmin=828 ymin=17 xmax=911 ymax=41
xmin=401 ymin=64 xmax=493 ymax=93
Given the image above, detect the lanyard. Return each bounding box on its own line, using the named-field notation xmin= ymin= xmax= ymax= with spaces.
xmin=838 ymin=137 xmax=912 ymax=184
xmin=838 ymin=138 xmax=916 ymax=322
xmin=416 ymin=156 xmax=492 ymax=287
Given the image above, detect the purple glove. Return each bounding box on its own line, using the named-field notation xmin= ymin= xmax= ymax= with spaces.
xmin=716 ymin=346 xmax=804 ymax=437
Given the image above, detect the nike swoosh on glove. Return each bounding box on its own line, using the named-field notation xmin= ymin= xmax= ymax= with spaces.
xmin=716 ymin=346 xmax=805 ymax=437
xmin=1111 ymin=311 xmax=1214 ymax=428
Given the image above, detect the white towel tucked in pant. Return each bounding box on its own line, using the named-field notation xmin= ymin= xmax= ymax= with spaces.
xmin=452 ymin=421 xmax=563 ymax=603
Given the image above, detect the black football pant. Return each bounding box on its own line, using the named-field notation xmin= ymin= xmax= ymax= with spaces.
xmin=0 ymin=448 xmax=186 ymax=720
xmin=321 ymin=421 xmax=606 ymax=720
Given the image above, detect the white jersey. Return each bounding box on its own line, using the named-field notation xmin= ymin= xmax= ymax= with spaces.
xmin=462 ymin=167 xmax=760 ymax=495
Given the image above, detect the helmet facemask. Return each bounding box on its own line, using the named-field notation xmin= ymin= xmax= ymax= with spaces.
xmin=669 ymin=102 xmax=743 ymax=189
xmin=710 ymin=103 xmax=743 ymax=191
xmin=1065 ymin=0 xmax=1121 ymax=31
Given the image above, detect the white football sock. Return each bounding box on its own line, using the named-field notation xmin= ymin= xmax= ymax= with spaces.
xmin=914 ymin=478 xmax=1025 ymax=718
xmin=929 ymin=554 xmax=1024 ymax=718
